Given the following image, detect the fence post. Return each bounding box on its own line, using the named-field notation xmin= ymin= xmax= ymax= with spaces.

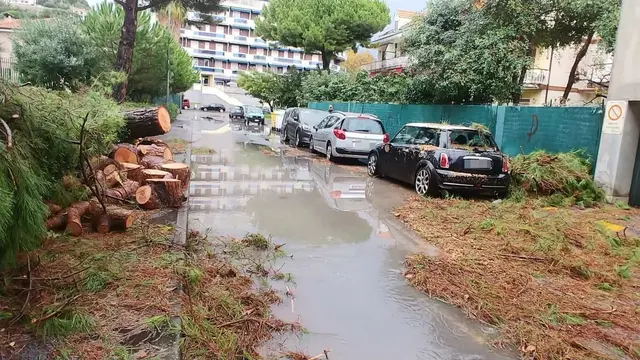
xmin=494 ymin=106 xmax=506 ymax=149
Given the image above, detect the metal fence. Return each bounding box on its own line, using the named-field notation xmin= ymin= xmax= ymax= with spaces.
xmin=0 ymin=57 xmax=19 ymax=83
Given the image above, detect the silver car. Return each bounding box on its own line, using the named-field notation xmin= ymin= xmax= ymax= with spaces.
xmin=310 ymin=112 xmax=388 ymax=161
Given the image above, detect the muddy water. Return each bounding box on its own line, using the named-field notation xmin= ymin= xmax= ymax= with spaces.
xmin=185 ymin=112 xmax=511 ymax=360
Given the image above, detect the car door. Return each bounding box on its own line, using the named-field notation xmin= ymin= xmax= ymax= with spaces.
xmin=312 ymin=116 xmax=330 ymax=151
xmin=315 ymin=115 xmax=340 ymax=153
xmin=401 ymin=127 xmax=441 ymax=182
xmin=385 ymin=126 xmax=420 ymax=182
xmin=288 ymin=108 xmax=300 ymax=140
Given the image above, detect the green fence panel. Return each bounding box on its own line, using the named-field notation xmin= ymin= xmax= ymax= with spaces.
xmin=499 ymin=106 xmax=604 ymax=159
xmin=309 ymin=101 xmax=604 ymax=160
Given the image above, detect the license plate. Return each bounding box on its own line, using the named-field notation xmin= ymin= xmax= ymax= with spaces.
xmin=350 ymin=184 xmax=366 ymax=190
xmin=464 ymin=158 xmax=492 ymax=169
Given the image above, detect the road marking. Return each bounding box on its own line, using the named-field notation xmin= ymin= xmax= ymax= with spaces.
xmin=201 ymin=124 xmax=231 ymax=134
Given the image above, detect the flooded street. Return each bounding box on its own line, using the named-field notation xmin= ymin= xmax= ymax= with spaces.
xmin=183 ymin=110 xmax=511 ymax=360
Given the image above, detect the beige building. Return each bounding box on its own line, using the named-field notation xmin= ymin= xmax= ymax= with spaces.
xmin=0 ymin=16 xmax=20 ymax=59
xmin=361 ymin=9 xmax=419 ymax=74
xmin=520 ymin=38 xmax=612 ymax=106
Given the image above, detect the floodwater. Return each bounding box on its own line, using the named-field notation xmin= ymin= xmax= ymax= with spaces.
xmin=184 ymin=111 xmax=512 ymax=360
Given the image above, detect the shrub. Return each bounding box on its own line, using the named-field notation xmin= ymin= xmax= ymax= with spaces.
xmin=166 ymin=103 xmax=178 ymax=122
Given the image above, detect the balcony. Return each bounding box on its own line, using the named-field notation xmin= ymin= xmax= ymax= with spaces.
xmin=195 ymin=66 xmax=224 ymax=73
xmin=361 ymin=56 xmax=408 ymax=72
xmin=234 ymin=18 xmax=248 ymax=24
xmin=523 ymin=68 xmax=549 ymax=87
xmin=233 ymin=53 xmax=247 ymax=58
xmin=193 ymin=49 xmax=225 ymax=56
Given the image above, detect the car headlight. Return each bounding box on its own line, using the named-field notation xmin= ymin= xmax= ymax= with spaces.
xmin=301 ymin=123 xmax=311 ymax=131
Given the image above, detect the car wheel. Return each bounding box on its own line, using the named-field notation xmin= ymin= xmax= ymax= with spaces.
xmin=295 ymin=131 xmax=301 ymax=148
xmin=497 ymin=190 xmax=509 ymax=199
xmin=365 ymin=177 xmax=374 ymax=200
xmin=326 ymin=142 xmax=335 ymax=162
xmin=183 ymin=106 xmax=188 ymax=110
xmin=219 ymin=109 xmax=224 ymax=113
xmin=202 ymin=108 xmax=208 ymax=112
xmin=309 ymin=137 xmax=317 ymax=154
xmin=414 ymin=166 xmax=435 ymax=197
xmin=281 ymin=128 xmax=288 ymax=143
xmin=367 ymin=153 xmax=380 ymax=177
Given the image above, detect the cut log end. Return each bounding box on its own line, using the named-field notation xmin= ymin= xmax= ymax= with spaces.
xmin=111 ymin=144 xmax=140 ymax=164
xmin=157 ymin=106 xmax=171 ymax=133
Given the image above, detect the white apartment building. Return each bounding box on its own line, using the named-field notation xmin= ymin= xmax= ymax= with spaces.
xmin=3 ymin=0 xmax=36 ymax=6
xmin=180 ymin=0 xmax=342 ymax=85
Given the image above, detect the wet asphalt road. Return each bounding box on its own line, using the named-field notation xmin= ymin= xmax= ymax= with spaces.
xmin=181 ymin=110 xmax=512 ymax=360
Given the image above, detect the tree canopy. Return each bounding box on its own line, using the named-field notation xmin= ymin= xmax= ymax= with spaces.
xmin=405 ymin=0 xmax=529 ymax=104
xmin=342 ymin=49 xmax=374 ymax=72
xmin=255 ymin=0 xmax=389 ymax=70
xmin=14 ymin=18 xmax=99 ymax=91
xmin=237 ymin=69 xmax=305 ymax=110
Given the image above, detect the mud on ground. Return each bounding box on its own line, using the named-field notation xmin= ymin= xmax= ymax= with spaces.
xmin=398 ymin=196 xmax=640 ymax=359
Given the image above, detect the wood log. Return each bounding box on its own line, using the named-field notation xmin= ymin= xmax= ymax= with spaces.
xmin=90 ymin=156 xmax=123 ymax=173
xmin=140 ymin=155 xmax=169 ymax=170
xmin=138 ymin=144 xmax=173 ymax=161
xmin=136 ymin=179 xmax=182 ymax=210
xmin=91 ymin=204 xmax=137 ymax=234
xmin=46 ymin=212 xmax=67 ymax=230
xmin=121 ymin=162 xmax=143 ymax=183
xmin=105 ymin=170 xmax=122 ymax=188
xmin=46 ymin=202 xmax=62 ymax=216
xmin=141 ymin=169 xmax=172 ymax=183
xmin=94 ymin=170 xmax=107 ymax=192
xmin=104 ymin=180 xmax=140 ymax=204
xmin=134 ymin=137 xmax=167 ymax=147
xmin=110 ymin=143 xmax=141 ymax=164
xmin=65 ymin=201 xmax=91 ymax=237
xmin=123 ymin=107 xmax=171 ymax=140
xmin=160 ymin=163 xmax=190 ymax=192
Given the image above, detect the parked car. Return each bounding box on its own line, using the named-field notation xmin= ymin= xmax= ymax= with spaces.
xmin=201 ymin=103 xmax=226 ymax=112
xmin=243 ymin=105 xmax=265 ymax=125
xmin=310 ymin=112 xmax=388 ymax=161
xmin=281 ymin=108 xmax=330 ymax=147
xmin=367 ymin=123 xmax=509 ymax=198
xmin=182 ymin=98 xmax=190 ymax=109
xmin=229 ymin=106 xmax=245 ymax=120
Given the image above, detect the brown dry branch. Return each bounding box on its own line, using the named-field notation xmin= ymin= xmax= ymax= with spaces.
xmin=399 ymin=196 xmax=640 ymax=359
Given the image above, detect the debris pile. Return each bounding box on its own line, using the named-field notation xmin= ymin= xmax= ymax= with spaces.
xmin=510 ymin=150 xmax=604 ymax=206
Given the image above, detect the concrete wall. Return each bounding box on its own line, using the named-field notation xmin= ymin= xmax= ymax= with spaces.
xmin=309 ymin=101 xmax=604 ymax=159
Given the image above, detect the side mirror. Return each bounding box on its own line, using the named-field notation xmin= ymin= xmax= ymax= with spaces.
xmin=313 ymin=125 xmax=318 ymax=130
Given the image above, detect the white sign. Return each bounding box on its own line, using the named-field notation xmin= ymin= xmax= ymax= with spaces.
xmin=603 ymin=100 xmax=628 ymax=135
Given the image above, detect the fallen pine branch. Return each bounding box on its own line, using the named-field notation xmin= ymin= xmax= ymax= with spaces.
xmin=30 ymin=294 xmax=82 ymax=325
xmin=0 ymin=116 xmax=12 ymax=150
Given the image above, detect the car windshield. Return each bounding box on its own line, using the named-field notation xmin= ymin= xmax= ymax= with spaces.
xmin=449 ymin=129 xmax=497 ymax=150
xmin=230 ymin=106 xmax=241 ymax=112
xmin=300 ymin=110 xmax=328 ymax=125
xmin=342 ymin=117 xmax=383 ymax=134
xmin=245 ymin=106 xmax=263 ymax=113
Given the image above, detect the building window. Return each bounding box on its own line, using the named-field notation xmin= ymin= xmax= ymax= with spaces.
xmin=240 ymin=12 xmax=250 ymax=19
xmin=277 ymin=67 xmax=283 ymax=74
xmin=201 ymin=76 xmax=210 ymax=86
xmin=288 ymin=51 xmax=293 ymax=59
xmin=239 ymin=45 xmax=248 ymax=54
xmin=199 ymin=42 xmax=205 ymax=49
xmin=249 ymin=47 xmax=257 ymax=55
xmin=278 ymin=50 xmax=285 ymax=57
xmin=224 ymin=26 xmax=230 ymax=35
xmin=239 ymin=63 xmax=248 ymax=70
xmin=304 ymin=54 xmax=312 ymax=61
xmin=240 ymin=29 xmax=249 ymax=36
xmin=223 ymin=62 xmax=231 ymax=69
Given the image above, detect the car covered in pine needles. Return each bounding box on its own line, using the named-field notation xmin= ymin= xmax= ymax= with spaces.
xmin=367 ymin=123 xmax=510 ymax=198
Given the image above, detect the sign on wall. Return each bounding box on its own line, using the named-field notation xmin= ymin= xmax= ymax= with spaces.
xmin=603 ymin=100 xmax=628 ymax=135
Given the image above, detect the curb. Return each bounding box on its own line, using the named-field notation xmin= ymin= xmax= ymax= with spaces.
xmin=159 ymin=115 xmax=192 ymax=360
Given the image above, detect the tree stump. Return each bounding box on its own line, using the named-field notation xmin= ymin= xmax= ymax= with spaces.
xmin=136 ymin=179 xmax=182 ymax=209
xmin=123 ymin=107 xmax=171 ymax=139
xmin=160 ymin=163 xmax=190 ymax=191
xmin=138 ymin=144 xmax=173 ymax=161
xmin=141 ymin=169 xmax=172 ymax=183
xmin=104 ymin=180 xmax=140 ymax=204
xmin=65 ymin=201 xmax=91 ymax=237
xmin=140 ymin=155 xmax=168 ymax=170
xmin=111 ymin=143 xmax=141 ymax=164
xmin=121 ymin=162 xmax=144 ymax=183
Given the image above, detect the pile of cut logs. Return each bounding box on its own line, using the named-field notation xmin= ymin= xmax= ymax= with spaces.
xmin=45 ymin=106 xmax=190 ymax=237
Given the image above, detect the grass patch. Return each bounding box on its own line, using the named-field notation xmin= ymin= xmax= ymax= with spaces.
xmin=192 ymin=146 xmax=217 ymax=155
xmin=165 ymin=138 xmax=188 ymax=154
xmin=37 ymin=311 xmax=95 ymax=338
xmin=399 ymin=195 xmax=640 ymax=359
xmin=0 ymin=222 xmax=179 ymax=358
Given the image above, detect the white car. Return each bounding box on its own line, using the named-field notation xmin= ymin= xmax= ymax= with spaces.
xmin=309 ymin=112 xmax=389 ymax=161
